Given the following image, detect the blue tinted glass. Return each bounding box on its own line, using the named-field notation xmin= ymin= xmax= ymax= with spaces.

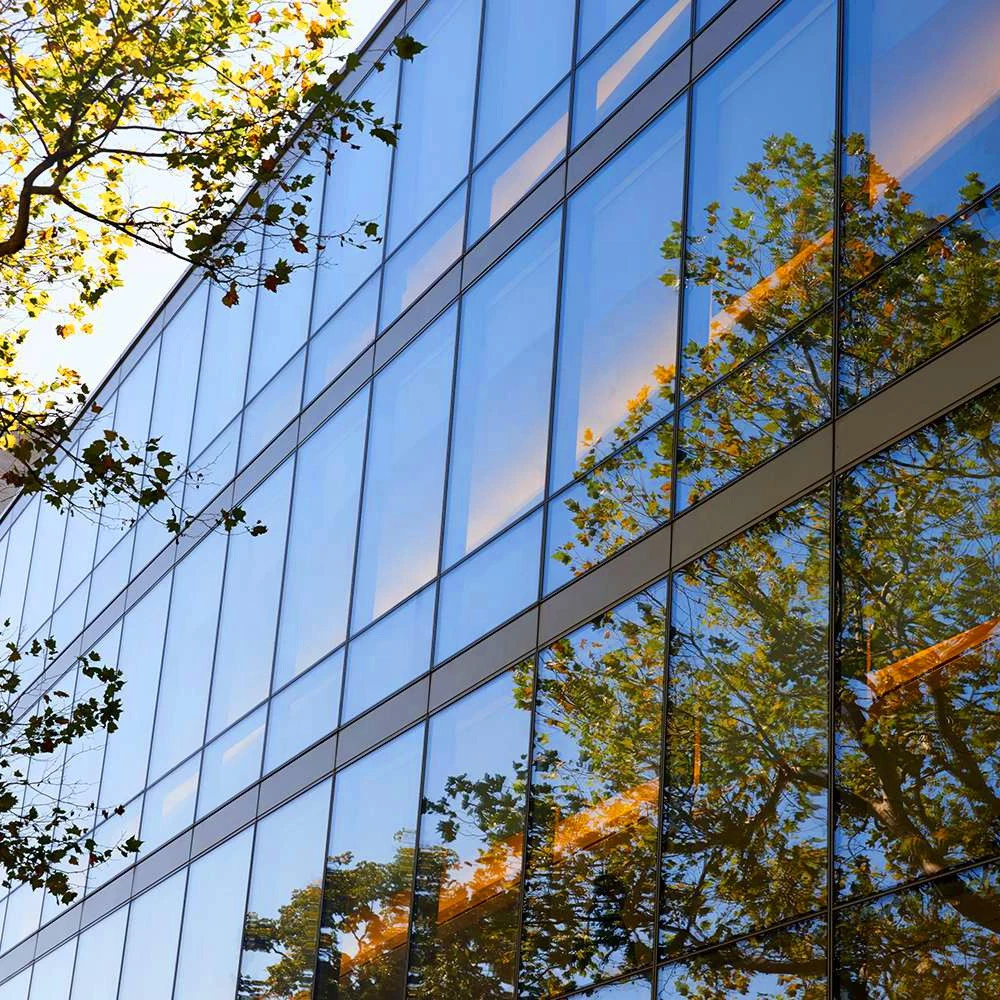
xmin=186 ymin=416 xmax=240 ymax=510
xmin=0 ymin=970 xmax=29 ymax=1000
xmin=114 ymin=340 xmax=158 ymax=450
xmin=469 ymin=82 xmax=569 ymax=242
xmin=1 ymin=884 xmax=42 ymax=952
xmin=552 ymin=101 xmax=686 ymax=489
xmin=380 ymin=187 xmax=465 ymax=330
xmin=573 ymin=0 xmax=691 ymax=141
xmin=20 ymin=499 xmax=64 ymax=642
xmin=208 ymin=461 xmax=293 ymax=737
xmin=696 ymin=0 xmax=727 ymax=27
xmin=118 ymin=869 xmax=186 ymax=1000
xmin=444 ymin=214 xmax=560 ymax=565
xmin=27 ymin=938 xmax=74 ymax=1000
xmin=273 ymin=388 xmax=368 ymax=687
xmin=149 ymin=532 xmax=226 ymax=780
xmin=86 ymin=529 xmax=132 ymax=621
xmin=141 ymin=754 xmax=199 ymax=853
xmin=305 ymin=273 xmax=378 ymax=403
xmin=55 ymin=477 xmax=98 ymax=606
xmin=343 ymin=584 xmax=434 ymax=721
xmin=265 ymin=650 xmax=341 ymax=772
xmin=197 ymin=707 xmax=266 ymax=819
xmin=577 ymin=0 xmax=641 ymax=55
xmin=49 ymin=583 xmax=86 ymax=657
xmin=239 ymin=348 xmax=305 ymax=466
xmin=173 ymin=828 xmax=253 ymax=1000
xmin=0 ymin=504 xmax=37 ymax=640
xmin=474 ymin=0 xmax=574 ymax=160
xmin=843 ymin=0 xmax=1000 ymax=280
xmin=88 ymin=795 xmax=141 ymax=889
xmin=312 ymin=63 xmax=398 ymax=328
xmin=351 ymin=308 xmax=455 ymax=628
xmin=69 ymin=906 xmax=127 ymax=1000
xmin=436 ymin=510 xmax=542 ymax=662
xmin=682 ymin=0 xmax=836 ymax=393
xmin=582 ymin=974 xmax=653 ymax=998
xmin=387 ymin=0 xmax=481 ymax=250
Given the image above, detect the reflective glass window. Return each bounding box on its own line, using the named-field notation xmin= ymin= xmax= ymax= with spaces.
xmin=27 ymin=939 xmax=74 ymax=1000
xmin=836 ymin=386 xmax=1000 ymax=898
xmin=435 ymin=510 xmax=542 ymax=662
xmin=141 ymin=754 xmax=200 ymax=853
xmin=842 ymin=0 xmax=1000 ymax=282
xmin=55 ymin=485 xmax=98 ymax=608
xmin=343 ymin=584 xmax=435 ymax=722
xmin=681 ymin=0 xmax=835 ymax=394
xmin=237 ymin=781 xmax=330 ymax=1000
xmin=444 ymin=213 xmax=560 ymax=565
xmin=579 ymin=975 xmax=653 ymax=999
xmin=407 ymin=669 xmax=532 ymax=999
xmin=380 ymin=187 xmax=465 ymax=330
xmin=474 ymin=0 xmax=573 ymax=161
xmin=86 ymin=530 xmax=132 ymax=621
xmin=387 ymin=0 xmax=481 ymax=250
xmin=0 ymin=503 xmax=38 ymax=641
xmin=87 ymin=795 xmax=141 ymax=890
xmin=1 ymin=885 xmax=42 ymax=952
xmin=273 ymin=388 xmax=368 ymax=688
xmin=696 ymin=0 xmax=728 ymax=28
xmin=149 ymin=532 xmax=226 ymax=781
xmin=0 ymin=970 xmax=29 ymax=1000
xmin=118 ymin=868 xmax=186 ymax=1000
xmin=186 ymin=417 xmax=241 ymax=510
xmin=317 ymin=725 xmax=423 ymax=1000
xmin=68 ymin=906 xmax=127 ymax=1000
xmin=239 ymin=348 xmax=305 ymax=466
xmin=198 ymin=707 xmax=266 ymax=819
xmin=173 ymin=828 xmax=253 ymax=1000
xmin=577 ymin=0 xmax=642 ymax=57
xmin=20 ymin=498 xmax=64 ymax=643
xmin=208 ymin=460 xmax=293 ymax=738
xmin=351 ymin=308 xmax=455 ymax=628
xmin=312 ymin=63 xmax=398 ymax=328
xmin=469 ymin=82 xmax=569 ymax=243
xmin=519 ymin=586 xmax=667 ymax=995
xmin=552 ymin=100 xmax=686 ymax=489
xmin=662 ymin=495 xmax=829 ymax=955
xmin=573 ymin=0 xmax=691 ymax=141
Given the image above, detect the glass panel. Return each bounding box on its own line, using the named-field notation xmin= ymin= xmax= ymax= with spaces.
xmin=118 ymin=868 xmax=186 ymax=1000
xmin=21 ymin=497 xmax=66 ymax=642
xmin=696 ymin=0 xmax=728 ymax=28
xmin=435 ymin=511 xmax=542 ymax=663
xmin=141 ymin=754 xmax=200 ymax=853
xmin=551 ymin=100 xmax=686 ymax=489
xmin=577 ymin=0 xmax=642 ymax=57
xmin=573 ymin=0 xmax=691 ymax=141
xmin=237 ymin=781 xmax=330 ymax=1000
xmin=86 ymin=531 xmax=132 ymax=621
xmin=186 ymin=417 xmax=241 ymax=510
xmin=1 ymin=885 xmax=42 ymax=952
xmin=351 ymin=307 xmax=455 ymax=629
xmin=836 ymin=386 xmax=1000 ymax=898
xmin=68 ymin=906 xmax=127 ymax=1000
xmin=680 ymin=0 xmax=836 ymax=393
xmin=469 ymin=82 xmax=569 ymax=243
xmin=0 ymin=503 xmax=39 ymax=642
xmin=197 ymin=707 xmax=266 ymax=819
xmin=273 ymin=387 xmax=368 ymax=688
xmin=577 ymin=975 xmax=653 ymax=999
xmin=380 ymin=187 xmax=465 ymax=330
xmin=0 ymin=970 xmax=29 ymax=1000
xmin=677 ymin=314 xmax=833 ymax=508
xmin=519 ymin=585 xmax=667 ymax=995
xmin=87 ymin=796 xmax=141 ymax=890
xmin=343 ymin=584 xmax=435 ymax=722
xmin=444 ymin=213 xmax=560 ymax=565
xmin=387 ymin=0 xmax=481 ymax=250
xmin=838 ymin=193 xmax=1000 ymax=408
xmin=239 ymin=348 xmax=305 ymax=466
xmin=407 ymin=669 xmax=533 ymax=999
xmin=312 ymin=63 xmax=398 ymax=328
xmin=306 ymin=274 xmax=379 ymax=404
xmin=317 ymin=724 xmax=424 ymax=1000
xmin=662 ymin=495 xmax=829 ymax=955
xmin=208 ymin=460 xmax=293 ymax=738
xmin=27 ymin=939 xmax=75 ymax=1000
xmin=149 ymin=532 xmax=226 ymax=781
xmin=842 ymin=0 xmax=1000 ymax=282
xmin=474 ymin=0 xmax=574 ymax=161
xmin=55 ymin=488 xmax=98 ymax=607
xmin=544 ymin=419 xmax=672 ymax=594
xmin=173 ymin=828 xmax=253 ymax=1000
xmin=264 ymin=651 xmax=341 ymax=773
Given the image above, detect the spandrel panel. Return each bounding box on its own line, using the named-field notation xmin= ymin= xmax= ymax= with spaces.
xmin=681 ymin=0 xmax=836 ymax=395
xmin=519 ymin=585 xmax=667 ymax=996
xmin=662 ymin=494 xmax=829 ymax=956
xmin=836 ymin=386 xmax=1000 ymax=899
xmin=118 ymin=868 xmax=186 ymax=1000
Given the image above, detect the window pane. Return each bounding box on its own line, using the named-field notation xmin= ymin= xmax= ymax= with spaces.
xmin=351 ymin=308 xmax=455 ymax=628
xmin=68 ymin=906 xmax=127 ymax=1000
xmin=0 ymin=885 xmax=42 ymax=952
xmin=578 ymin=975 xmax=653 ymax=999
xmin=239 ymin=348 xmax=305 ymax=466
xmin=273 ymin=388 xmax=368 ymax=688
xmin=573 ymin=0 xmax=691 ymax=141
xmin=435 ymin=511 xmax=542 ymax=663
xmin=86 ymin=531 xmax=132 ymax=622
xmin=0 ymin=970 xmax=29 ymax=1000
xmin=208 ymin=460 xmax=293 ymax=738
xmin=474 ymin=0 xmax=574 ymax=160
xmin=387 ymin=0 xmax=481 ymax=250
xmin=444 ymin=214 xmax=560 ymax=564
xmin=87 ymin=795 xmax=141 ymax=890
xmin=842 ymin=0 xmax=1000 ymax=281
xmin=519 ymin=586 xmax=666 ymax=995
xmin=118 ymin=869 xmax=186 ymax=1000
xmin=173 ymin=828 xmax=253 ymax=1000
xmin=469 ymin=82 xmax=569 ymax=243
xmin=0 ymin=503 xmax=38 ymax=642
xmin=577 ymin=0 xmax=642 ymax=57
xmin=141 ymin=754 xmax=199 ymax=853
xmin=317 ymin=725 xmax=424 ymax=1000
xmin=681 ymin=0 xmax=836 ymax=393
xmin=407 ymin=669 xmax=532 ymax=999
xmin=198 ymin=707 xmax=266 ymax=819
xmin=837 ymin=386 xmax=1000 ymax=898
xmin=552 ymin=101 xmax=685 ymax=489
xmin=696 ymin=0 xmax=727 ymax=28
xmin=21 ymin=498 xmax=65 ymax=642
xmin=662 ymin=495 xmax=829 ymax=955
xmin=237 ymin=781 xmax=330 ymax=1000
xmin=343 ymin=584 xmax=434 ymax=722
xmin=27 ymin=939 xmax=74 ymax=1000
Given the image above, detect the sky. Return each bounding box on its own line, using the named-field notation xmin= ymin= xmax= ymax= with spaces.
xmin=16 ymin=0 xmax=395 ymax=391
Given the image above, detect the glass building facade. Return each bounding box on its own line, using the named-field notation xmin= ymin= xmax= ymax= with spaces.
xmin=0 ymin=0 xmax=999 ymax=996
